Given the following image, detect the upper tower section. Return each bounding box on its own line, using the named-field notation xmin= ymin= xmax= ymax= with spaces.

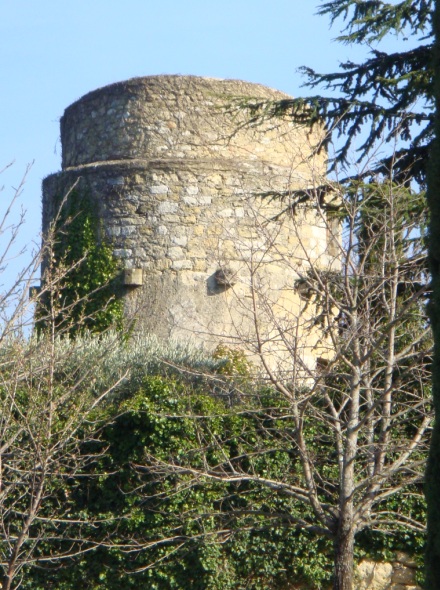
xmin=59 ymin=75 xmax=324 ymax=181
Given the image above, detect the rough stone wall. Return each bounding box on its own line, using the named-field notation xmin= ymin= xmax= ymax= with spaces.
xmin=43 ymin=75 xmax=335 ymax=366
xmin=355 ymin=554 xmax=421 ymax=590
xmin=287 ymin=555 xmax=421 ymax=589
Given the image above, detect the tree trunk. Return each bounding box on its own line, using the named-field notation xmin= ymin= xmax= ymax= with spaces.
xmin=333 ymin=517 xmax=355 ymax=590
xmin=3 ymin=569 xmax=14 ymax=590
xmin=426 ymin=1 xmax=440 ymax=588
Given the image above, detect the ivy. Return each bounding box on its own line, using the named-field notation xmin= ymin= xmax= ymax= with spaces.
xmin=21 ymin=371 xmax=425 ymax=589
xmin=40 ymin=189 xmax=124 ymax=334
xmin=12 ymin=336 xmax=426 ymax=588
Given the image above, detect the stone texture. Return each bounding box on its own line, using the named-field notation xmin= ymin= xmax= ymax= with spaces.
xmin=354 ymin=556 xmax=420 ymax=590
xmin=43 ymin=75 xmax=335 ymax=365
xmin=394 ymin=553 xmax=418 ymax=569
xmin=355 ymin=560 xmax=393 ymax=590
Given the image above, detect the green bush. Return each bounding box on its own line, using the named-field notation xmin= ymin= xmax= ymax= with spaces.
xmin=11 ymin=335 xmax=425 ymax=589
xmin=38 ymin=189 xmax=124 ymax=334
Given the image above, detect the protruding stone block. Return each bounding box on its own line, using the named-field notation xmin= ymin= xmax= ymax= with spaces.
xmin=123 ymin=268 xmax=143 ymax=286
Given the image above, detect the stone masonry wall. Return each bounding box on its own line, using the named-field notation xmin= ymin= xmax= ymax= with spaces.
xmin=43 ymin=75 xmax=335 ymax=367
xmin=287 ymin=554 xmax=421 ymax=589
xmin=355 ymin=553 xmax=421 ymax=590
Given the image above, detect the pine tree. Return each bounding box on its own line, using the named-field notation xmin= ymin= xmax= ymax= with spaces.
xmin=270 ymin=1 xmax=434 ymax=183
xmin=426 ymin=1 xmax=440 ymax=586
xmin=315 ymin=1 xmax=432 ymax=181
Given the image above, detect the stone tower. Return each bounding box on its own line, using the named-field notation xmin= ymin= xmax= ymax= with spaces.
xmin=43 ymin=75 xmax=335 ymax=368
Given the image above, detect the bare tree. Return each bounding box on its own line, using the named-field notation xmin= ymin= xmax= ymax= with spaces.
xmin=138 ymin=167 xmax=431 ymax=590
xmin=0 ymin=167 xmax=127 ymax=590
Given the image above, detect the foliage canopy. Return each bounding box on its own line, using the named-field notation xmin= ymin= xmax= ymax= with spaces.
xmin=272 ymin=0 xmax=434 ymax=183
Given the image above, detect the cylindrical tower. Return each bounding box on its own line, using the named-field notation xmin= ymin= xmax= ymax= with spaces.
xmin=43 ymin=75 xmax=332 ymax=363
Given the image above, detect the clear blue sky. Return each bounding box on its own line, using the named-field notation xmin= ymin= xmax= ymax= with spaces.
xmin=0 ymin=0 xmax=371 ymax=289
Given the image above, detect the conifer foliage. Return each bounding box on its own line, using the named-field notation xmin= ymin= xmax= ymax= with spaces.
xmin=425 ymin=1 xmax=440 ymax=587
xmin=297 ymin=0 xmax=433 ymax=182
